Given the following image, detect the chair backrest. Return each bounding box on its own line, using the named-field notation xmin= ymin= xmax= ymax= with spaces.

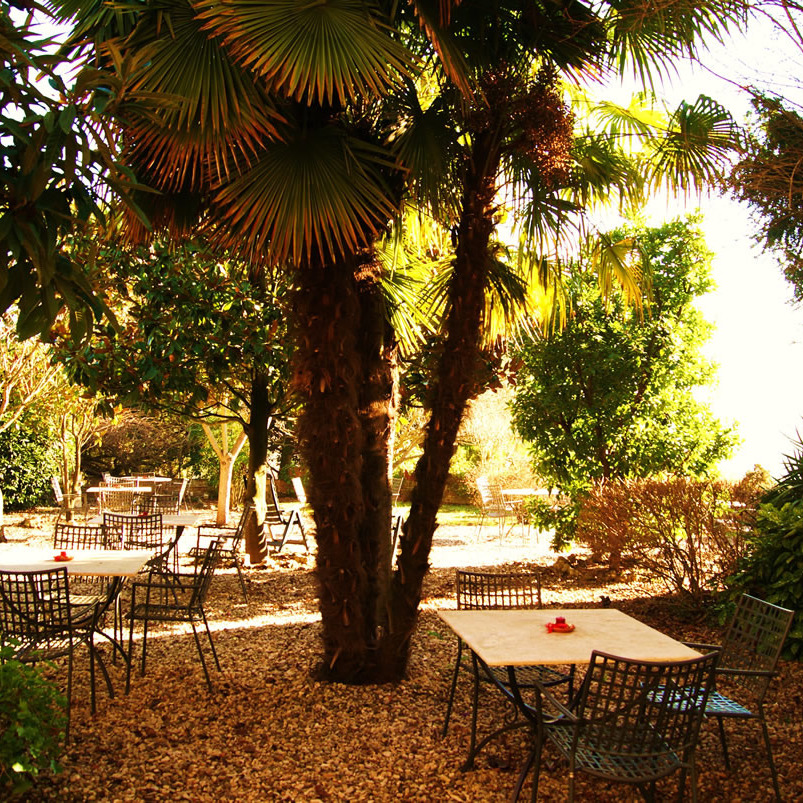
xmin=476 ymin=476 xmax=507 ymax=512
xmin=54 ymin=523 xmax=108 ymax=550
xmin=133 ymin=493 xmax=180 ymax=516
xmin=456 ymin=570 xmax=542 ymax=610
xmin=266 ymin=476 xmax=286 ymax=526
xmin=51 ymin=476 xmax=64 ymax=504
xmin=167 ymin=478 xmax=188 ymax=507
xmin=98 ymin=486 xmax=137 ymax=514
xmin=570 ymin=650 xmax=718 ymax=774
xmin=0 ymin=567 xmax=73 ymax=647
xmin=190 ymin=540 xmax=223 ymax=609
xmin=391 ymin=475 xmax=403 ymax=504
xmin=104 ymin=476 xmax=134 ymax=487
xmin=102 ymin=512 xmax=164 ymax=552
xmin=720 ymin=593 xmax=794 ymax=700
xmin=292 ymin=477 xmax=307 ymax=506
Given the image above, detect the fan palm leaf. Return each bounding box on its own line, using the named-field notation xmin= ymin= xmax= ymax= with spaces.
xmin=197 ymin=0 xmax=415 ymax=105
xmin=209 ymin=123 xmax=400 ymax=265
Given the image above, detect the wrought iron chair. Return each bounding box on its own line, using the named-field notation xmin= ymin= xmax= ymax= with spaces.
xmin=505 ymin=649 xmax=719 ymax=801
xmin=192 ymin=503 xmax=250 ymax=601
xmin=475 ymin=476 xmax=515 ymax=539
xmin=0 ymin=567 xmax=106 ymax=739
xmin=101 ymin=512 xmax=174 ymax=576
xmin=96 ymin=484 xmax=138 ymax=515
xmin=442 ymin=570 xmax=574 ymax=768
xmin=53 ymin=522 xmax=128 ymax=658
xmin=126 ymin=540 xmax=223 ymax=693
xmin=684 ymin=593 xmax=794 ymax=801
xmin=132 ymin=492 xmax=181 ymax=516
xmin=266 ymin=476 xmax=309 ymax=552
xmin=53 ymin=523 xmax=111 ymax=603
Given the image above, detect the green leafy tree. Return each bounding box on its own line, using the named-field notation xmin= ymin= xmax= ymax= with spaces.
xmin=511 ymin=215 xmax=736 ymax=538
xmin=53 ymin=237 xmax=294 ymax=530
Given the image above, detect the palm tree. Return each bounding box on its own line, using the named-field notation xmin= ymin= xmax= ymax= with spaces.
xmin=47 ymin=0 xmax=746 ymax=682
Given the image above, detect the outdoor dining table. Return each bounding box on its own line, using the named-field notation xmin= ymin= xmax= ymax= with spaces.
xmin=438 ymin=607 xmax=701 ymax=769
xmin=0 ymin=546 xmax=152 ymax=663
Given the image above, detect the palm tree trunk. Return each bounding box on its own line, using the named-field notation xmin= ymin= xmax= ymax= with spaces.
xmin=354 ymin=257 xmax=397 ymax=643
xmin=295 ymin=256 xmax=372 ymax=682
xmin=378 ymin=136 xmax=501 ymax=680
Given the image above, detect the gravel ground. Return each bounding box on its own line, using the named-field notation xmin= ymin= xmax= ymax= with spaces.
xmin=3 ymin=508 xmax=802 ymax=802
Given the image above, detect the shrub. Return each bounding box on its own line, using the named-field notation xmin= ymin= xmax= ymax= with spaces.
xmin=576 ymin=474 xmax=764 ymax=605
xmin=729 ymin=447 xmax=803 ymax=659
xmin=0 ymin=414 xmax=61 ymax=510
xmin=0 ymin=643 xmax=66 ymax=797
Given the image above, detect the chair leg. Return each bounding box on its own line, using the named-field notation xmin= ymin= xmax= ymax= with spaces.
xmin=88 ymin=634 xmax=97 ymax=715
xmin=716 ymin=716 xmax=731 ymax=769
xmin=201 ymin=609 xmax=221 ymax=670
xmin=140 ymin=610 xmax=150 ymax=677
xmin=65 ymin=649 xmax=73 ymax=743
xmin=442 ymin=639 xmax=463 ymax=738
xmin=190 ymin=620 xmax=213 ymax=692
xmin=759 ymin=713 xmax=782 ymax=802
xmin=234 ymin=557 xmax=248 ymax=602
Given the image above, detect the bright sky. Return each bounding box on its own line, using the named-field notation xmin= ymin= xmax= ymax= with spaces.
xmin=630 ymin=15 xmax=803 ymax=480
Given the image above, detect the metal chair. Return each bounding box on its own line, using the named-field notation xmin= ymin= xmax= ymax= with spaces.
xmin=101 ymin=512 xmax=174 ymax=575
xmin=53 ymin=522 xmax=128 ymax=658
xmin=507 ymin=649 xmax=719 ymax=801
xmin=442 ymin=570 xmax=574 ymax=768
xmin=0 ymin=567 xmax=106 ymax=739
xmin=132 ymin=492 xmax=181 ymax=515
xmin=684 ymin=593 xmax=794 ymax=801
xmin=192 ymin=503 xmax=250 ymax=601
xmin=266 ymin=476 xmax=309 ymax=552
xmin=53 ymin=523 xmax=111 ymax=603
xmin=126 ymin=540 xmax=223 ymax=693
xmin=475 ymin=476 xmax=515 ymax=539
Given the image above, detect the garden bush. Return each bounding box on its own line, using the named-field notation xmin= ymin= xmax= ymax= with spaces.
xmin=0 ymin=414 xmax=61 ymax=510
xmin=575 ymin=472 xmax=766 ymax=605
xmin=730 ymin=445 xmax=803 ymax=659
xmin=0 ymin=643 xmax=66 ymax=797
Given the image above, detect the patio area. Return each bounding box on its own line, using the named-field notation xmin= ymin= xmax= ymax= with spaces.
xmin=5 ymin=508 xmax=802 ymax=802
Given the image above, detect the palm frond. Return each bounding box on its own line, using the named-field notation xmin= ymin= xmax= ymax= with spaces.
xmin=647 ymin=94 xmax=741 ymax=195
xmin=198 ymin=0 xmax=415 ymax=105
xmin=605 ymin=0 xmax=748 ymax=85
xmin=209 ymin=124 xmax=400 ymax=265
xmin=589 ymin=231 xmax=649 ymax=315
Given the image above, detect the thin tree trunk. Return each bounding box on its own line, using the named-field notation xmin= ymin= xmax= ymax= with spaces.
xmin=294 ymin=255 xmax=371 ymax=682
xmin=201 ymin=421 xmax=247 ymax=525
xmin=378 ymin=135 xmax=501 ymax=680
xmin=244 ymin=368 xmax=271 ymax=562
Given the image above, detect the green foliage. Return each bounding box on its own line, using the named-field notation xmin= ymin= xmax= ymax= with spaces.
xmin=0 ymin=414 xmax=61 ymax=510
xmin=511 ymin=215 xmax=735 ymax=504
xmin=731 ymin=96 xmax=803 ymax=301
xmin=0 ymin=643 xmax=66 ymax=797
xmin=54 ymin=238 xmax=293 ymax=428
xmin=0 ymin=5 xmax=138 ymax=340
xmin=731 ymin=441 xmax=803 ymax=659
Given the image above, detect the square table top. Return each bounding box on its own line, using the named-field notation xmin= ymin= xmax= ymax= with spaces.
xmin=0 ymin=547 xmax=152 ymax=577
xmin=85 ymin=485 xmax=153 ymax=494
xmin=87 ymin=513 xmax=203 ymax=528
xmin=438 ymin=608 xmax=700 ymax=667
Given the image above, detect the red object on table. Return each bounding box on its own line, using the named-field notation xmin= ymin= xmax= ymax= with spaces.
xmin=547 ymin=617 xmax=575 ymax=633
xmin=54 ymin=551 xmax=73 ymax=562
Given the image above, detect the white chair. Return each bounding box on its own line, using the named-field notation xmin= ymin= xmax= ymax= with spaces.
xmin=475 ymin=476 xmax=515 ymax=539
